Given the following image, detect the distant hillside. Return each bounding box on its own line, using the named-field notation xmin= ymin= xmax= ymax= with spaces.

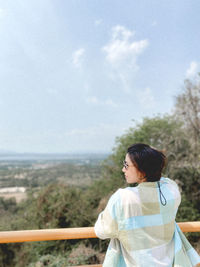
xmin=0 ymin=152 xmax=110 ymax=161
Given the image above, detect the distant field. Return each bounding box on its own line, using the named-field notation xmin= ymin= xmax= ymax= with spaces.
xmin=0 ymin=155 xmax=106 ymax=200
xmin=0 ymin=192 xmax=27 ymax=203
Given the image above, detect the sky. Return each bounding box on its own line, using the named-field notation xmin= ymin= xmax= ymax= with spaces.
xmin=0 ymin=0 xmax=200 ymax=153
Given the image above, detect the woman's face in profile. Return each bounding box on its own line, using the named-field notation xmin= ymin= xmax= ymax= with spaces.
xmin=122 ymin=154 xmax=144 ymax=184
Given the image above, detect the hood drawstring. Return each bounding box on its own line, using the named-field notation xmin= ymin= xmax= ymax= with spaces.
xmin=157 ymin=181 xmax=167 ymax=206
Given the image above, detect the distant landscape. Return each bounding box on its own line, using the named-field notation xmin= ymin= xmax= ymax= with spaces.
xmin=0 ymin=153 xmax=108 ymax=203
xmin=0 ymin=153 xmax=111 ymax=266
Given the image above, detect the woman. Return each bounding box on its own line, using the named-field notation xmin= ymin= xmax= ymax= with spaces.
xmin=94 ymin=143 xmax=200 ymax=267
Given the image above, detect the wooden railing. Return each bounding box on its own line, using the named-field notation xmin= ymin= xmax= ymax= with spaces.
xmin=0 ymin=222 xmax=200 ymax=267
xmin=1 ymin=222 xmax=200 ymax=244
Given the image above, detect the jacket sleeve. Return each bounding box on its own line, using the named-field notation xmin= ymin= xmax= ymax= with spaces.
xmin=94 ymin=189 xmax=121 ymax=240
xmin=174 ymin=223 xmax=200 ymax=267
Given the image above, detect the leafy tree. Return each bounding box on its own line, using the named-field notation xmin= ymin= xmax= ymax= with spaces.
xmin=0 ymin=244 xmax=16 ymax=267
xmin=34 ymin=183 xmax=92 ymax=229
xmin=175 ymin=74 xmax=200 ymax=165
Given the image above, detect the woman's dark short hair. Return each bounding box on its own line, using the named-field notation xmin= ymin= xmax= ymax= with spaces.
xmin=127 ymin=143 xmax=166 ymax=182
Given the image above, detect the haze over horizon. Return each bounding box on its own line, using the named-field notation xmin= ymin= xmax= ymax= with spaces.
xmin=0 ymin=149 xmax=110 ymax=154
xmin=1 ymin=0 xmax=200 ymax=153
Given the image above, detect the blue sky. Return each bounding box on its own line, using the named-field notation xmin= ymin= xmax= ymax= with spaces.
xmin=0 ymin=0 xmax=200 ymax=153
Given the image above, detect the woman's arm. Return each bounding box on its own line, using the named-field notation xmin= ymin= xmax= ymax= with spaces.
xmin=94 ymin=190 xmax=121 ymax=240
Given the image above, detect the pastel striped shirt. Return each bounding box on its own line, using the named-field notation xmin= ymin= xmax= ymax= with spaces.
xmin=94 ymin=177 xmax=200 ymax=266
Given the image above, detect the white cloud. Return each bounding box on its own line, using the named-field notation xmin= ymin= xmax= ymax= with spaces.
xmin=104 ymin=99 xmax=118 ymax=108
xmin=137 ymin=87 xmax=156 ymax=109
xmin=72 ymin=48 xmax=85 ymax=68
xmin=95 ymin=19 xmax=102 ymax=26
xmin=64 ymin=123 xmax=129 ymax=138
xmin=186 ymin=61 xmax=198 ymax=78
xmin=64 ymin=124 xmax=119 ymax=136
xmin=103 ymin=25 xmax=148 ymax=67
xmin=65 ymin=128 xmax=95 ymax=137
xmin=86 ymin=96 xmax=118 ymax=108
xmin=118 ymin=73 xmax=132 ymax=93
xmin=102 ymin=25 xmax=149 ymax=93
xmin=86 ymin=96 xmax=99 ymax=104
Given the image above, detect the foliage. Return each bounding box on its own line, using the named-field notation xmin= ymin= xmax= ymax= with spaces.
xmin=34 ymin=183 xmax=94 ymax=229
xmin=0 ymin=244 xmax=17 ymax=267
xmin=66 ymin=244 xmax=102 ymax=266
xmin=27 ymin=254 xmax=67 ymax=267
xmin=0 ymin=197 xmax=17 ymax=214
xmin=26 ymin=244 xmax=104 ymax=267
xmin=175 ymin=74 xmax=200 ymax=163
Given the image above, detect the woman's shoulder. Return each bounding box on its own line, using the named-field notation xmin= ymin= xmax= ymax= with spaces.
xmin=109 ymin=186 xmax=139 ymax=204
xmin=160 ymin=177 xmax=180 ymax=188
xmin=116 ymin=187 xmax=140 ymax=206
xmin=160 ymin=177 xmax=181 ymax=201
xmin=109 ymin=177 xmax=180 ymax=203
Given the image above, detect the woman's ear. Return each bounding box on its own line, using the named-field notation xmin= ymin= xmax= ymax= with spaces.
xmin=138 ymin=170 xmax=147 ymax=182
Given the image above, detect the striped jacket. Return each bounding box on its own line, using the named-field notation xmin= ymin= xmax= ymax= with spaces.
xmin=94 ymin=177 xmax=200 ymax=266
